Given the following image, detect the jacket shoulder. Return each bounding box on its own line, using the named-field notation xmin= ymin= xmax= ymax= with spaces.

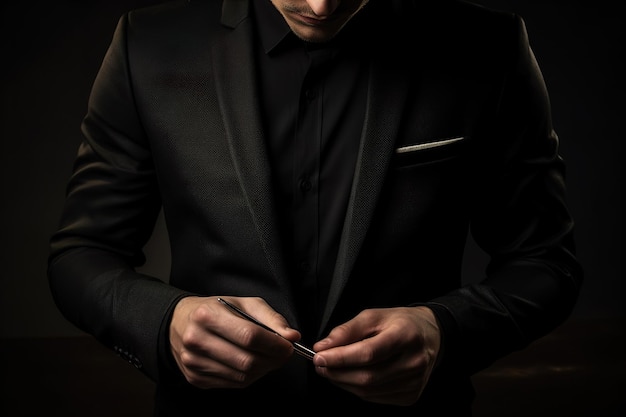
xmin=393 ymin=0 xmax=526 ymax=69
xmin=124 ymin=0 xmax=226 ymax=38
xmin=409 ymin=0 xmax=519 ymax=40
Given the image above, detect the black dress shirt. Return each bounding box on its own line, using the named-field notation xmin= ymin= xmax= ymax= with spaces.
xmin=253 ymin=1 xmax=369 ymax=339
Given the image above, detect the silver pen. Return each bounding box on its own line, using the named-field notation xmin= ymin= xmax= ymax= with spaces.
xmin=217 ymin=297 xmax=316 ymax=360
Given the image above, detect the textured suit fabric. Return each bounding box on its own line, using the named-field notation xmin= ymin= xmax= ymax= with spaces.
xmin=48 ymin=0 xmax=582 ymax=413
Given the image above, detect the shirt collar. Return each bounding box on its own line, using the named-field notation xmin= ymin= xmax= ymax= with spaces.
xmin=253 ymin=0 xmax=386 ymax=56
xmin=253 ymin=0 xmax=296 ymax=55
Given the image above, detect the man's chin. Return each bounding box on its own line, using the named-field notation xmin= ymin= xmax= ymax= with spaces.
xmin=289 ymin=25 xmax=344 ymax=44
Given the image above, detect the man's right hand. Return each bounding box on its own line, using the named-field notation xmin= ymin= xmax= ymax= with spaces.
xmin=169 ymin=296 xmax=302 ymax=389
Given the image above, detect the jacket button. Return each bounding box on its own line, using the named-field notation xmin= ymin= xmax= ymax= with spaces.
xmin=299 ymin=178 xmax=312 ymax=192
xmin=130 ymin=356 xmax=143 ymax=369
xmin=299 ymin=261 xmax=311 ymax=273
xmin=305 ymin=89 xmax=317 ymax=101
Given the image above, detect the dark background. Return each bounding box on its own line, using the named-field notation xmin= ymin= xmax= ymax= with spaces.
xmin=1 ymin=1 xmax=624 ymax=416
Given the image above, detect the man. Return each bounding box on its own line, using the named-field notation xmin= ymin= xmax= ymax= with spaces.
xmin=48 ymin=0 xmax=583 ymax=414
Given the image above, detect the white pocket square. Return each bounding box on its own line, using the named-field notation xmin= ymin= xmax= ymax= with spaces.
xmin=396 ymin=136 xmax=465 ymax=154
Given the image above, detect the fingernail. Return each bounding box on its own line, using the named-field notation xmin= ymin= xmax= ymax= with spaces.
xmin=313 ymin=354 xmax=326 ymax=367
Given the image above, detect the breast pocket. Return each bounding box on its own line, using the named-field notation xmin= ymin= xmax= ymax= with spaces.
xmin=393 ymin=136 xmax=468 ymax=169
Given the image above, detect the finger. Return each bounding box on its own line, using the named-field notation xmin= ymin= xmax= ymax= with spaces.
xmin=176 ymin=348 xmax=251 ymax=389
xmin=213 ymin=298 xmax=297 ymax=360
xmin=313 ymin=314 xmax=394 ymax=368
xmin=313 ymin=337 xmax=377 ymax=368
xmin=233 ymin=297 xmax=302 ymax=343
xmin=177 ymin=321 xmax=295 ymax=389
xmin=176 ymin=299 xmax=293 ymax=381
xmin=314 ymin=309 xmax=381 ymax=352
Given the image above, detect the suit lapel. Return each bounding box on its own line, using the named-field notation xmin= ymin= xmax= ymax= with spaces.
xmin=319 ymin=56 xmax=411 ymax=335
xmin=212 ymin=2 xmax=298 ymax=322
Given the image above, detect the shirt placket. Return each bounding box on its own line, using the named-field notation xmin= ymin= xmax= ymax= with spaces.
xmin=292 ymin=49 xmax=332 ymax=326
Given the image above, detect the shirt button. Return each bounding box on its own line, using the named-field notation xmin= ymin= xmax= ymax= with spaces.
xmin=299 ymin=178 xmax=312 ymax=192
xmin=299 ymin=261 xmax=311 ymax=273
xmin=305 ymin=89 xmax=317 ymax=101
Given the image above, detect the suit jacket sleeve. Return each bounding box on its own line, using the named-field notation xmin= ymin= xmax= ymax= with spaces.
xmin=426 ymin=13 xmax=583 ymax=374
xmin=47 ymin=11 xmax=190 ymax=382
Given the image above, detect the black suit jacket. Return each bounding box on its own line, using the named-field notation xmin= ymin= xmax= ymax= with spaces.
xmin=48 ymin=0 xmax=582 ymax=413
